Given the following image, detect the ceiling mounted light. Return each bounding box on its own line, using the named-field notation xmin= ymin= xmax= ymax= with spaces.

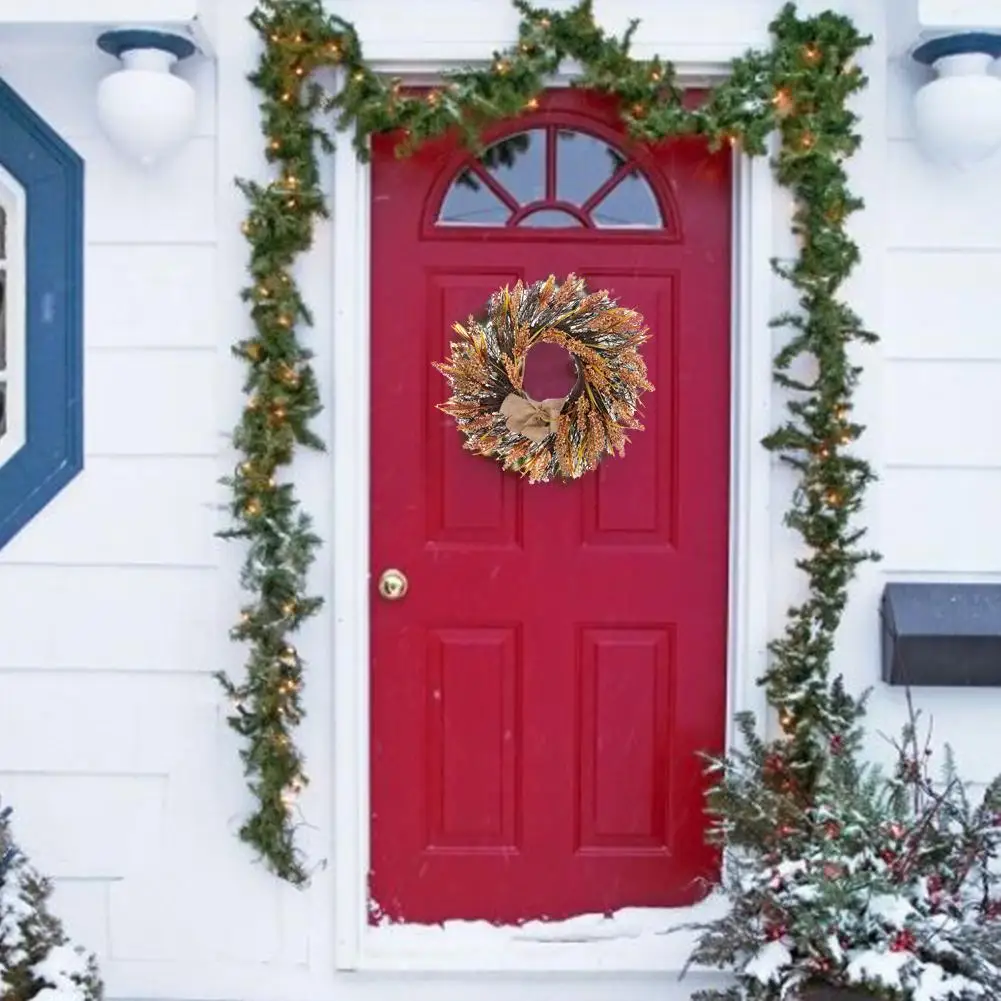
xmin=912 ymin=31 xmax=1001 ymax=167
xmin=96 ymin=28 xmax=199 ymax=168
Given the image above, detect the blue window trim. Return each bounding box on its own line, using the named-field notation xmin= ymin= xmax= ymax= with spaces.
xmin=0 ymin=77 xmax=84 ymax=550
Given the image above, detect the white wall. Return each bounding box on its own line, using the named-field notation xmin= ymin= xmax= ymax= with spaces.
xmin=2 ymin=1 xmax=1000 ymax=1000
xmin=859 ymin=52 xmax=1001 ymax=781
xmin=0 ymin=29 xmax=320 ymax=991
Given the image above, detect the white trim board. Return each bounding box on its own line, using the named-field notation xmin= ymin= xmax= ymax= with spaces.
xmin=0 ymin=0 xmax=197 ymax=22
xmin=330 ymin=67 xmax=776 ymax=975
xmin=0 ymin=0 xmax=216 ymax=55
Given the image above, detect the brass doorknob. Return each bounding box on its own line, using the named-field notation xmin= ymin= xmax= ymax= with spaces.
xmin=377 ymin=568 xmax=409 ymax=601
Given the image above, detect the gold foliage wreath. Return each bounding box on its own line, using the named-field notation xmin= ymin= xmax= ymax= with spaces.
xmin=435 ymin=274 xmax=653 ymax=484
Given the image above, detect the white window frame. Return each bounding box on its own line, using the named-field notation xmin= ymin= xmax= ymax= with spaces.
xmin=0 ymin=162 xmax=26 ymax=468
xmin=328 ymin=57 xmax=775 ymax=976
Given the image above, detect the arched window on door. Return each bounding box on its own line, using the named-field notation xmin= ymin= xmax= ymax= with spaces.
xmin=437 ymin=127 xmax=665 ymax=230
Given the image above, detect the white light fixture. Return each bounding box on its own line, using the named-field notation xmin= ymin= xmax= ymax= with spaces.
xmin=96 ymin=28 xmax=198 ymax=168
xmin=911 ymin=31 xmax=1001 ymax=167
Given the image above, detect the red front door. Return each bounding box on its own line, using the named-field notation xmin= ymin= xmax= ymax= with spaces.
xmin=370 ymin=90 xmax=731 ymax=925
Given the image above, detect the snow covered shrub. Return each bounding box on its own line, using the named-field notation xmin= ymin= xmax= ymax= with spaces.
xmin=0 ymin=802 xmax=102 ymax=1001
xmin=688 ymin=702 xmax=1001 ymax=1001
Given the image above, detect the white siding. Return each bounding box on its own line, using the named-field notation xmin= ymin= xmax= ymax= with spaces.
xmin=0 ymin=38 xmax=279 ymax=987
xmin=860 ymin=56 xmax=1001 ymax=780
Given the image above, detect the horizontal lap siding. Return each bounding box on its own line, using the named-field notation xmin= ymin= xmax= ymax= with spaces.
xmin=864 ymin=59 xmax=1001 ymax=780
xmin=0 ymin=43 xmax=296 ymax=981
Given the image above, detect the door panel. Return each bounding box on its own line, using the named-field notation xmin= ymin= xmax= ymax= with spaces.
xmin=370 ymin=90 xmax=731 ymax=925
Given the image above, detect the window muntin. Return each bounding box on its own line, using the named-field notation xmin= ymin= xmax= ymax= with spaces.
xmin=439 ymin=170 xmax=512 ymax=226
xmin=0 ymin=165 xmax=25 ymax=467
xmin=436 ymin=126 xmax=664 ymax=230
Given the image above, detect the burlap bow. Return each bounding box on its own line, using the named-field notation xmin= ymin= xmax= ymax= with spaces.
xmin=500 ymin=393 xmax=566 ymax=442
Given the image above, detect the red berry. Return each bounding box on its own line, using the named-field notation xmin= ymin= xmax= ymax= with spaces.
xmin=890 ymin=931 xmax=915 ymax=953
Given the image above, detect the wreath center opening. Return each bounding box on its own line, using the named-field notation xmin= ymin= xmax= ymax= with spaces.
xmin=521 ymin=341 xmax=579 ymax=402
xmin=509 ymin=341 xmax=580 ymax=442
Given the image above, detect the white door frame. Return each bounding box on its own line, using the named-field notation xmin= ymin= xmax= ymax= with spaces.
xmin=330 ymin=59 xmax=776 ymax=974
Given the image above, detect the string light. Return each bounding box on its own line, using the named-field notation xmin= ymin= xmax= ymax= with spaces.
xmin=772 ymin=88 xmax=795 ymax=116
xmin=281 ymin=777 xmax=305 ymax=809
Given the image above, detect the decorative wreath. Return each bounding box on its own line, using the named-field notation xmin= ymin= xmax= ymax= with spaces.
xmin=434 ymin=274 xmax=653 ymax=484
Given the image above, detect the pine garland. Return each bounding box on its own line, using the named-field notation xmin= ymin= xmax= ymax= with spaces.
xmin=224 ymin=0 xmax=875 ymax=901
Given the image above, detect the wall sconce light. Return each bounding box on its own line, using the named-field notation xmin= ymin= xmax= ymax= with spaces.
xmin=96 ymin=28 xmax=198 ymax=168
xmin=912 ymin=32 xmax=1001 ymax=167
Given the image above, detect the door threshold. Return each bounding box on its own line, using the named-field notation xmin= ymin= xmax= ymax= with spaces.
xmin=356 ymin=895 xmax=727 ymax=973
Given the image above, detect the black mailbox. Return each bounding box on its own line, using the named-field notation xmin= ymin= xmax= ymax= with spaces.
xmin=881 ymin=582 xmax=1001 ymax=687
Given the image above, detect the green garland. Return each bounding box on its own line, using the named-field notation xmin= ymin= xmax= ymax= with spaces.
xmin=221 ymin=0 xmax=874 ymax=888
